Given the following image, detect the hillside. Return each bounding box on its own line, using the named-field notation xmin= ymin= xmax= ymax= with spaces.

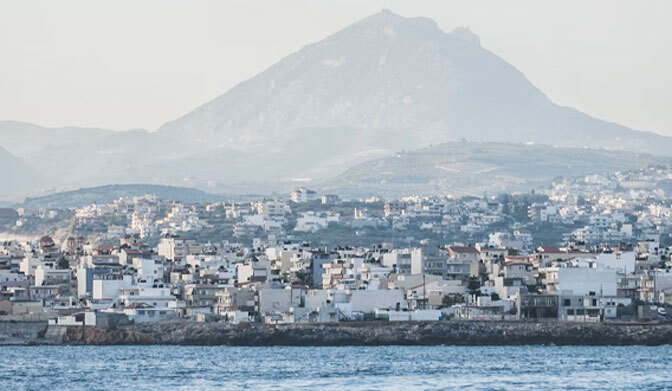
xmin=0 ymin=146 xmax=45 ymax=197
xmin=2 ymin=11 xmax=672 ymax=199
xmin=157 ymin=10 xmax=672 ymax=181
xmin=322 ymin=142 xmax=671 ymax=197
xmin=20 ymin=184 xmax=225 ymax=209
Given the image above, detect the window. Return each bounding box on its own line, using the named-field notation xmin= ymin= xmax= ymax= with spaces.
xmin=564 ymin=299 xmax=571 ymax=306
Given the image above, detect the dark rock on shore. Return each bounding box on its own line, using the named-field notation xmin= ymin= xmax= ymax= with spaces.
xmin=59 ymin=320 xmax=672 ymax=346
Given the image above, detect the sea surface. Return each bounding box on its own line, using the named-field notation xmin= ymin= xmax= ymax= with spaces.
xmin=1 ymin=345 xmax=671 ymax=390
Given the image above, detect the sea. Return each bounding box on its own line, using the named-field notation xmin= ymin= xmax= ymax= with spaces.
xmin=1 ymin=345 xmax=671 ymax=390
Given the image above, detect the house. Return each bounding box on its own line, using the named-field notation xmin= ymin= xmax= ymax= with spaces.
xmin=476 ymin=245 xmax=507 ymax=263
xmin=236 ymin=262 xmax=268 ymax=284
xmin=445 ymin=246 xmax=480 ymax=263
xmin=35 ymin=263 xmax=71 ymax=287
xmin=156 ymin=235 xmax=199 ymax=262
xmin=290 ymin=188 xmax=318 ymax=203
xmin=123 ymin=302 xmax=176 ymax=323
xmin=48 ymin=311 xmax=96 ymax=326
xmin=132 ymin=257 xmax=165 ymax=284
xmin=542 ymin=264 xmax=617 ymax=297
xmin=557 ymin=295 xmax=602 ymax=322
xmin=528 ymin=203 xmax=557 ymax=222
xmin=453 ymin=296 xmax=513 ymax=320
xmin=0 ymin=271 xmax=29 ymax=291
xmin=184 ymin=284 xmax=223 ymax=308
xmin=214 ymin=287 xmax=256 ymax=315
xmin=501 ymin=261 xmax=535 ymax=282
xmin=381 ymin=249 xmax=422 ymax=275
xmin=493 ymin=276 xmax=527 ymax=300
xmin=659 ymin=287 xmax=672 ymax=305
xmin=320 ymin=195 xmax=341 ymax=205
xmin=76 ymin=264 xmax=122 ymax=298
xmin=92 ymin=274 xmax=134 ymax=302
xmin=423 ymin=257 xmax=471 ymax=281
xmin=517 ymin=294 xmax=558 ymax=319
xmin=49 ymin=311 xmax=130 ymax=328
xmin=384 ymin=201 xmax=406 ymax=218
xmin=340 ymin=289 xmax=405 ymax=318
xmin=118 ymin=287 xmax=175 ymax=309
xmin=257 ymin=288 xmax=306 ymax=322
xmin=534 ymin=246 xmax=591 ymax=266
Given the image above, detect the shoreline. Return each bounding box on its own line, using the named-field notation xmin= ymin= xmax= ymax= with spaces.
xmin=6 ymin=320 xmax=670 ymax=347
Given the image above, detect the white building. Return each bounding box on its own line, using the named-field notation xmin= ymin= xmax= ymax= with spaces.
xmin=290 ymin=188 xmax=318 ymax=203
xmin=543 ymin=265 xmax=617 ymax=297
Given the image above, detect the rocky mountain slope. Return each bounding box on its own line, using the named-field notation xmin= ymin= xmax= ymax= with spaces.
xmin=158 ymin=10 xmax=672 ymax=178
xmin=1 ymin=10 xmax=671 ymax=199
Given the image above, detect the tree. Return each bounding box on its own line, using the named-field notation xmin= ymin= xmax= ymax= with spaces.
xmin=57 ymin=257 xmax=69 ymax=270
xmin=441 ymin=293 xmax=464 ymax=308
xmin=467 ymin=276 xmax=481 ymax=296
xmin=294 ymin=269 xmax=312 ymax=287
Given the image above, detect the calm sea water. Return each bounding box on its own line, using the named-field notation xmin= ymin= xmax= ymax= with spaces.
xmin=1 ymin=345 xmax=671 ymax=390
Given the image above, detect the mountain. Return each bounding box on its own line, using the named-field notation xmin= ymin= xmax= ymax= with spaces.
xmin=0 ymin=120 xmax=117 ymax=156
xmin=322 ymin=141 xmax=671 ymax=197
xmin=0 ymin=146 xmax=46 ymax=198
xmin=0 ymin=121 xmax=187 ymax=189
xmin=20 ymin=184 xmax=225 ymax=209
xmin=158 ymin=10 xmax=672 ymax=181
xmin=2 ymin=10 xmax=672 ymax=199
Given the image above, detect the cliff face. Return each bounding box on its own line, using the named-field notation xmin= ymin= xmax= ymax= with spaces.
xmin=60 ymin=321 xmax=672 ymax=346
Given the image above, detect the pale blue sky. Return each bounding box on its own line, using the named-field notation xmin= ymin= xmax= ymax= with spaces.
xmin=0 ymin=0 xmax=670 ymax=136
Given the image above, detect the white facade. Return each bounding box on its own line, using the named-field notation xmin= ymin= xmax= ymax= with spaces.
xmin=544 ymin=266 xmax=617 ymax=296
xmin=92 ymin=275 xmax=134 ymax=301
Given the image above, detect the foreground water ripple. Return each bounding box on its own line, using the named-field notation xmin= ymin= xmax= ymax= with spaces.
xmin=1 ymin=345 xmax=671 ymax=390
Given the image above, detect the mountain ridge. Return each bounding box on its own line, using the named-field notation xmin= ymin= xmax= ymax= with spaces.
xmin=1 ymin=10 xmax=671 ymax=199
xmin=157 ymin=10 xmax=672 ymax=159
xmin=321 ymin=141 xmax=671 ymax=197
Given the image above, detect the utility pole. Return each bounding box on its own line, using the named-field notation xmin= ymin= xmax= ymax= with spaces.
xmin=422 ymin=273 xmax=426 ymax=310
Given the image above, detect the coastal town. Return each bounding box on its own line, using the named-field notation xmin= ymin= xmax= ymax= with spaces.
xmin=3 ymin=3 xmax=672 ymax=391
xmin=1 ymin=165 xmax=672 ymax=338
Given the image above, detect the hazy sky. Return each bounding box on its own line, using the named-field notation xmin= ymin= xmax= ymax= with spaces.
xmin=1 ymin=0 xmax=671 ymax=136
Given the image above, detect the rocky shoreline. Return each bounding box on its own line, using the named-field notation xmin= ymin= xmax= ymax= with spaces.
xmin=38 ymin=320 xmax=672 ymax=346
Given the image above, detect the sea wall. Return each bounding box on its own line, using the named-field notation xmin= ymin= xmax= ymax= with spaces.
xmin=56 ymin=320 xmax=672 ymax=346
xmin=0 ymin=320 xmax=47 ymax=340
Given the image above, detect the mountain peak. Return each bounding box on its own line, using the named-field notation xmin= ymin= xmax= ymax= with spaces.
xmin=348 ymin=9 xmax=442 ymax=36
xmin=450 ymin=26 xmax=481 ymax=46
xmin=153 ymin=10 xmax=672 ymax=187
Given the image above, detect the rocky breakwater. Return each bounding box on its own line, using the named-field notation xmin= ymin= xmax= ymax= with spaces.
xmin=60 ymin=320 xmax=672 ymax=346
